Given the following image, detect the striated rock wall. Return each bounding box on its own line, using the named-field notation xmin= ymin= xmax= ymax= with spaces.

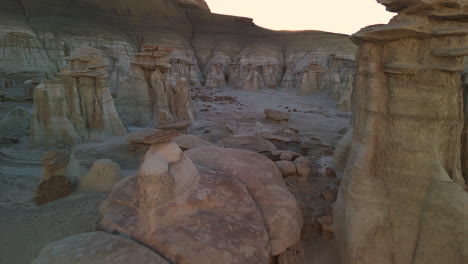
xmin=334 ymin=1 xmax=468 ymax=263
xmin=31 ymin=48 xmax=127 ymax=146
xmin=0 ymin=0 xmax=356 ymax=110
xmin=0 ymin=0 xmax=198 ymax=90
xmin=189 ymin=11 xmax=356 ymax=108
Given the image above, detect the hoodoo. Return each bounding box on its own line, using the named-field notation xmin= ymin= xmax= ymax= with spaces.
xmin=334 ymin=1 xmax=468 ymax=263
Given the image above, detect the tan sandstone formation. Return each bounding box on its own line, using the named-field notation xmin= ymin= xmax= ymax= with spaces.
xmin=116 ymin=46 xmax=195 ymax=126
xmin=79 ymin=159 xmax=123 ymax=192
xmin=334 ymin=1 xmax=468 ymax=264
xmin=100 ymin=131 xmax=302 ymax=263
xmin=0 ymin=0 xmax=356 ymax=111
xmin=34 ymin=149 xmax=84 ymax=205
xmin=101 ymin=131 xmax=270 ymax=263
xmin=30 ymin=48 xmax=127 ymax=146
xmin=185 ymin=147 xmax=303 ymax=256
xmin=31 ymin=232 xmax=170 ymax=264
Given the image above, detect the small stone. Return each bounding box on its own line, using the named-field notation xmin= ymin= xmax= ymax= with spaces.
xmin=264 ymin=108 xmax=290 ymax=122
xmin=321 ymin=188 xmax=338 ymax=202
xmin=335 ymin=179 xmax=341 ymax=186
xmin=280 ymin=152 xmax=294 ymax=161
xmin=34 ymin=175 xmax=73 ymax=206
xmin=296 ymin=162 xmax=311 ymax=178
xmin=294 ymin=157 xmax=312 ymax=167
xmin=326 ymin=167 xmax=337 ymax=178
xmin=317 ymin=215 xmax=333 ymax=225
xmin=79 ymin=159 xmax=122 ymax=192
xmin=275 ymin=160 xmax=297 ymax=177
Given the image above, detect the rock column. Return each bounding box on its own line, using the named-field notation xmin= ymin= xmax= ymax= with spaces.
xmin=335 ymin=1 xmax=468 ymax=264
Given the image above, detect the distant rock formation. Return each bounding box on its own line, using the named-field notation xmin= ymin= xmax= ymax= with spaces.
xmin=100 ymin=130 xmax=302 ymax=263
xmin=116 ymin=46 xmax=195 ymax=126
xmin=0 ymin=0 xmax=356 ymax=111
xmin=334 ymin=1 xmax=468 ymax=263
xmin=30 ymin=48 xmax=127 ymax=146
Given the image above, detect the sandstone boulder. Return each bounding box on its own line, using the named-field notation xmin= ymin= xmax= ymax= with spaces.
xmin=295 ymin=162 xmax=311 ymax=178
xmin=275 ymin=160 xmax=297 ymax=177
xmin=34 ymin=175 xmax=73 ymax=206
xmin=186 ymin=147 xmax=303 ymax=255
xmin=218 ymin=134 xmax=277 ymax=153
xmin=79 ymin=159 xmax=123 ymax=192
xmin=34 ymin=149 xmax=84 ymax=205
xmin=173 ymin=134 xmax=214 ymax=150
xmin=31 ymin=232 xmax=170 ymax=264
xmin=100 ymin=138 xmax=271 ymax=264
xmin=39 ymin=150 xmax=84 ymax=186
xmin=264 ymin=108 xmax=290 ymax=122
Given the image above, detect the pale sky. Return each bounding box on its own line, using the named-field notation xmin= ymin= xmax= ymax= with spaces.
xmin=204 ymin=0 xmax=395 ymax=35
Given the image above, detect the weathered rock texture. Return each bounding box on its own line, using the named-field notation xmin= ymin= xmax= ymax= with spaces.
xmin=30 ymin=48 xmax=127 ymax=146
xmin=191 ymin=12 xmax=356 ymax=108
xmin=100 ymin=132 xmax=302 ymax=263
xmin=38 ymin=149 xmax=84 ymax=186
xmin=34 ymin=149 xmax=84 ymax=205
xmin=335 ymin=1 xmax=468 ymax=264
xmin=0 ymin=0 xmax=356 ymax=110
xmin=186 ymin=147 xmax=303 ymax=255
xmin=31 ymin=232 xmax=170 ymax=264
xmin=79 ymin=159 xmax=122 ymax=192
xmin=116 ymin=46 xmax=195 ymax=126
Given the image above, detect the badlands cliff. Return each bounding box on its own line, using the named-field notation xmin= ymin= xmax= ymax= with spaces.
xmin=0 ymin=0 xmax=356 ymax=119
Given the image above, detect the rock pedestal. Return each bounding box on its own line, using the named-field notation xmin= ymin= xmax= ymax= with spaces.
xmin=116 ymin=46 xmax=195 ymax=126
xmin=30 ymin=48 xmax=127 ymax=146
xmin=100 ymin=131 xmax=302 ymax=263
xmin=334 ymin=1 xmax=468 ymax=264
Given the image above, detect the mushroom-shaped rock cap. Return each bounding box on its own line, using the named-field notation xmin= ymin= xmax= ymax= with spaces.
xmin=142 ymin=130 xmax=180 ymax=145
xmin=125 ymin=129 xmax=180 ymax=145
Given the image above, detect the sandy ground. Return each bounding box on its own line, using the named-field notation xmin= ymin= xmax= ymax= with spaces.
xmin=0 ymin=86 xmax=350 ymax=264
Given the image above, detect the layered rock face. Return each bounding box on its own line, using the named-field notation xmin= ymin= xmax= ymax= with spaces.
xmin=190 ymin=11 xmax=356 ymax=107
xmin=0 ymin=0 xmax=356 ymax=111
xmin=335 ymin=1 xmax=468 ymax=263
xmin=0 ymin=0 xmax=201 ymax=87
xmin=100 ymin=131 xmax=302 ymax=263
xmin=31 ymin=48 xmax=127 ymax=146
xmin=116 ymin=46 xmax=196 ymax=126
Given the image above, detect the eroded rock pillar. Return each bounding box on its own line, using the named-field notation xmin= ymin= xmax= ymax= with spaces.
xmin=335 ymin=1 xmax=468 ymax=263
